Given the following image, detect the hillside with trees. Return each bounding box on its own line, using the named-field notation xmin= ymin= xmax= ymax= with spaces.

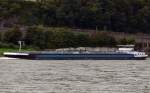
xmin=1 ymin=0 xmax=150 ymax=33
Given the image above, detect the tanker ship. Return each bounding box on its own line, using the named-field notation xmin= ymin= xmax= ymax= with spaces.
xmin=3 ymin=45 xmax=148 ymax=60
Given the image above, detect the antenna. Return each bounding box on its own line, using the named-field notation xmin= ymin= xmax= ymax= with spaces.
xmin=18 ymin=41 xmax=24 ymax=52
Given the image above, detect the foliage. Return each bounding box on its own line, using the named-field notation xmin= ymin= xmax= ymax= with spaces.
xmin=24 ymin=26 xmax=117 ymax=49
xmin=0 ymin=42 xmax=18 ymax=48
xmin=0 ymin=0 xmax=150 ymax=33
xmin=90 ymin=33 xmax=117 ymax=47
xmin=3 ymin=26 xmax=23 ymax=44
xmin=25 ymin=26 xmax=92 ymax=49
xmin=25 ymin=26 xmax=46 ymax=49
xmin=119 ymin=38 xmax=136 ymax=45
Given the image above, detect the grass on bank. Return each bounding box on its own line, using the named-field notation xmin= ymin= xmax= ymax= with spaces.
xmin=0 ymin=48 xmax=35 ymax=56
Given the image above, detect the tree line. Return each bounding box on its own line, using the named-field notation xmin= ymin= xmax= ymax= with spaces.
xmin=0 ymin=26 xmax=135 ymax=49
xmin=0 ymin=0 xmax=150 ymax=33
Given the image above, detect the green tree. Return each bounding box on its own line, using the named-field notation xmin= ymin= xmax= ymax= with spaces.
xmin=74 ymin=33 xmax=91 ymax=47
xmin=119 ymin=38 xmax=135 ymax=45
xmin=3 ymin=27 xmax=23 ymax=44
xmin=25 ymin=26 xmax=46 ymax=49
xmin=91 ymin=33 xmax=116 ymax=47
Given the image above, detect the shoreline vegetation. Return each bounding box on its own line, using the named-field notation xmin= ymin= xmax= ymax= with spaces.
xmin=0 ymin=26 xmax=136 ymax=49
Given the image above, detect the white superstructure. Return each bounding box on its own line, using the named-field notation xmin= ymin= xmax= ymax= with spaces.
xmin=117 ymin=45 xmax=148 ymax=58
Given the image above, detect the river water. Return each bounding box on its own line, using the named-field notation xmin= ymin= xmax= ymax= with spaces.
xmin=0 ymin=59 xmax=150 ymax=93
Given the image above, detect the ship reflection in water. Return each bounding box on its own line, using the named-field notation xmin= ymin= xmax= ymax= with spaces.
xmin=3 ymin=45 xmax=148 ymax=60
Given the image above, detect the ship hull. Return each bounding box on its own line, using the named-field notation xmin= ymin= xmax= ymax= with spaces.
xmin=4 ymin=52 xmax=147 ymax=60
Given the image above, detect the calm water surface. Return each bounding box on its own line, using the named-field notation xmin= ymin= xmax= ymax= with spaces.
xmin=0 ymin=58 xmax=150 ymax=93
